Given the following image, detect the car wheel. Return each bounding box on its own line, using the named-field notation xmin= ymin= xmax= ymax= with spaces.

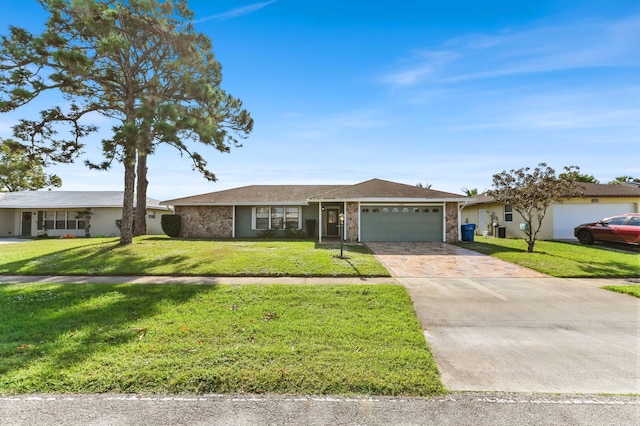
xmin=577 ymin=230 xmax=594 ymax=245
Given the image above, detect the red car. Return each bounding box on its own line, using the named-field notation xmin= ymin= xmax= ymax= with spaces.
xmin=574 ymin=213 xmax=640 ymax=245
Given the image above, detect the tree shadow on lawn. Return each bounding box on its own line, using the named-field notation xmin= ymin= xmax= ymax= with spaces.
xmin=0 ymin=240 xmax=194 ymax=276
xmin=0 ymin=283 xmax=215 ymax=392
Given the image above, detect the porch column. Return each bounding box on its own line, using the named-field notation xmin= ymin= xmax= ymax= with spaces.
xmin=343 ymin=201 xmax=347 ymax=241
xmin=318 ymin=202 xmax=322 ymax=242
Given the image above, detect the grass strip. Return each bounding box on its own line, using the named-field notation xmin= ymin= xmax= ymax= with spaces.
xmin=0 ymin=283 xmax=444 ymax=396
xmin=0 ymin=237 xmax=390 ymax=277
xmin=602 ymin=285 xmax=640 ymax=298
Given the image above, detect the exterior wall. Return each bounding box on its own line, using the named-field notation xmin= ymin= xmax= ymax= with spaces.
xmin=302 ymin=205 xmax=319 ymax=238
xmin=90 ymin=208 xmax=124 ymax=237
xmin=345 ymin=202 xmax=359 ymax=243
xmin=176 ymin=205 xmax=233 ymax=238
xmin=0 ymin=209 xmax=15 ymax=237
xmin=445 ymin=202 xmax=458 ymax=243
xmin=145 ymin=208 xmax=167 ymax=235
xmin=234 ymin=206 xmax=256 ymax=238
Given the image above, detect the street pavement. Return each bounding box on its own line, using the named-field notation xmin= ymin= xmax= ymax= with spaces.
xmin=1 ymin=241 xmax=639 ymax=424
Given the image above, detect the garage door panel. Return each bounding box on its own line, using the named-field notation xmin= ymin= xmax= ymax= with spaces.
xmin=361 ymin=205 xmax=443 ymax=242
xmin=553 ymin=203 xmax=634 ymax=239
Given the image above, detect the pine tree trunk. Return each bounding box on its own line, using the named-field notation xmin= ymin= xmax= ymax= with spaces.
xmin=134 ymin=150 xmax=148 ymax=236
xmin=120 ymin=146 xmax=136 ymax=245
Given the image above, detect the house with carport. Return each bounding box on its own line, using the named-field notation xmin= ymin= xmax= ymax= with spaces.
xmin=162 ymin=178 xmax=470 ymax=243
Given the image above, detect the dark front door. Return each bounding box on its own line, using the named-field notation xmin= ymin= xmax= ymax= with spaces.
xmin=21 ymin=212 xmax=32 ymax=236
xmin=326 ymin=208 xmax=339 ymax=236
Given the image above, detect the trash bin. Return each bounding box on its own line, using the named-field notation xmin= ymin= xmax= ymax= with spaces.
xmin=497 ymin=226 xmax=506 ymax=238
xmin=461 ymin=223 xmax=476 ymax=242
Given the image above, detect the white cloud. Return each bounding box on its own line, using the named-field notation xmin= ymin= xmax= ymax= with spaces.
xmin=382 ymin=14 xmax=640 ymax=87
xmin=194 ymin=1 xmax=277 ymax=23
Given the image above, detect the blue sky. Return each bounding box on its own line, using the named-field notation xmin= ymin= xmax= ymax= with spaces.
xmin=1 ymin=0 xmax=639 ymax=200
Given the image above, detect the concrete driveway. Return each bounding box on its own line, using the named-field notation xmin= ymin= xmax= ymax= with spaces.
xmin=366 ymin=242 xmax=640 ymax=394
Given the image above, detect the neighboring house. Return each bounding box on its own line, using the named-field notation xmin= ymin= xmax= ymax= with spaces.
xmin=0 ymin=191 xmax=171 ymax=238
xmin=162 ymin=178 xmax=470 ymax=243
xmin=461 ymin=183 xmax=640 ymax=240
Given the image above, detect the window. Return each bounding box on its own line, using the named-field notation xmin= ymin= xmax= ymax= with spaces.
xmin=606 ymin=216 xmax=627 ymax=225
xmin=271 ymin=207 xmax=284 ymax=229
xmin=627 ymin=217 xmax=640 ymax=226
xmin=255 ymin=207 xmax=269 ymax=230
xmin=285 ymin=207 xmax=299 ymax=229
xmin=39 ymin=210 xmax=86 ymax=230
xmin=504 ymin=205 xmax=513 ymax=222
xmin=253 ymin=206 xmax=301 ymax=230
xmin=148 ymin=211 xmax=156 ymax=219
xmin=55 ymin=211 xmax=66 ymax=229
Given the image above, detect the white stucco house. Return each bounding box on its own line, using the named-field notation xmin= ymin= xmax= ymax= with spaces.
xmin=0 ymin=191 xmax=171 ymax=238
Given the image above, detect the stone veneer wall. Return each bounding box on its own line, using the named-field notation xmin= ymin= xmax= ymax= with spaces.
xmin=175 ymin=206 xmax=233 ymax=238
xmin=346 ymin=202 xmax=359 ymax=243
xmin=445 ymin=202 xmax=459 ymax=243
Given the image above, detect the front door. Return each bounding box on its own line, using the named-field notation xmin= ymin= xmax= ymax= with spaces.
xmin=326 ymin=208 xmax=339 ymax=236
xmin=21 ymin=212 xmax=32 ymax=236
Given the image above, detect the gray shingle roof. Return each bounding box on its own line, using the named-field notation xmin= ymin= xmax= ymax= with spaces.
xmin=0 ymin=191 xmax=168 ymax=209
xmin=162 ymin=178 xmax=468 ymax=206
xmin=310 ymin=178 xmax=467 ymax=201
xmin=468 ymin=183 xmax=640 ymax=205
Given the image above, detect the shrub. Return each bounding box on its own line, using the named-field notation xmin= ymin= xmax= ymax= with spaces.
xmin=161 ymin=215 xmax=181 ymax=237
xmin=257 ymin=229 xmax=277 ymax=238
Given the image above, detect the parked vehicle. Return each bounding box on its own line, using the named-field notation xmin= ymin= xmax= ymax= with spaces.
xmin=574 ymin=213 xmax=640 ymax=245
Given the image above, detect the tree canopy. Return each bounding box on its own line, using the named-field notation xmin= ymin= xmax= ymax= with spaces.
xmin=0 ymin=138 xmax=62 ymax=191
xmin=487 ymin=163 xmax=582 ymax=252
xmin=0 ymin=0 xmax=253 ymax=244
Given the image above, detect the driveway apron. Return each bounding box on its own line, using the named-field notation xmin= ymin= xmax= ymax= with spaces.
xmin=366 ymin=242 xmax=640 ymax=394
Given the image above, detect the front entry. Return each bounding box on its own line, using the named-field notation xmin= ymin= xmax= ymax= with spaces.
xmin=21 ymin=212 xmax=32 ymax=236
xmin=326 ymin=208 xmax=339 ymax=237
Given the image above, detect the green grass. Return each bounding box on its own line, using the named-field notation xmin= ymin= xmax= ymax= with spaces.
xmin=0 ymin=283 xmax=444 ymax=396
xmin=603 ymin=285 xmax=640 ymax=298
xmin=459 ymin=236 xmax=640 ymax=278
xmin=0 ymin=237 xmax=390 ymax=277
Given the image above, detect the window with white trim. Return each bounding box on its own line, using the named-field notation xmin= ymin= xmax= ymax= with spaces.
xmin=38 ymin=210 xmax=86 ymax=230
xmin=504 ymin=205 xmax=513 ymax=222
xmin=252 ymin=206 xmax=301 ymax=230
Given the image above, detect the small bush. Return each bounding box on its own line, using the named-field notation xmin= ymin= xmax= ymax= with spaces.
xmin=257 ymin=229 xmax=278 ymax=238
xmin=161 ymin=215 xmax=181 ymax=237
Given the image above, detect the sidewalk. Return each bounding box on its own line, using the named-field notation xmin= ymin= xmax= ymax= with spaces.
xmin=0 ymin=275 xmax=397 ymax=285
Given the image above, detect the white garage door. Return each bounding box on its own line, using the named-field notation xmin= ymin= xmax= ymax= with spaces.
xmin=553 ymin=203 xmax=634 ymax=239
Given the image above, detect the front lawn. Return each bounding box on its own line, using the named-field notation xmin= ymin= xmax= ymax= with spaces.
xmin=459 ymin=236 xmax=640 ymax=278
xmin=0 ymin=237 xmax=390 ymax=277
xmin=0 ymin=283 xmax=444 ymax=396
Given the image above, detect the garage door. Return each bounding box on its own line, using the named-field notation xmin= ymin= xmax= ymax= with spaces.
xmin=553 ymin=203 xmax=634 ymax=239
xmin=360 ymin=205 xmax=443 ymax=242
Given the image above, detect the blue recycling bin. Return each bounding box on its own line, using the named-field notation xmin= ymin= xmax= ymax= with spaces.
xmin=461 ymin=224 xmax=476 ymax=242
